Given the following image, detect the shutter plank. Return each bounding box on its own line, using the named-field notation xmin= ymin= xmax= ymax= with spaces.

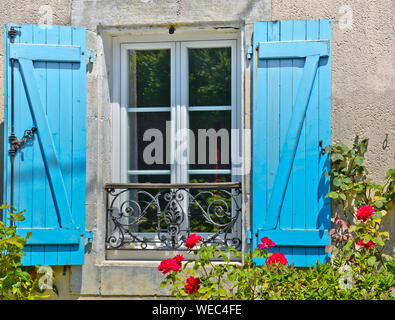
xmin=305 ymin=20 xmax=321 ymax=266
xmin=278 ymin=20 xmax=294 ymax=264
xmin=319 ymin=20 xmax=332 ymax=232
xmin=251 ymin=21 xmax=268 ymax=262
xmin=70 ymin=27 xmax=87 ymax=265
xmin=57 ymin=26 xmax=74 ymax=265
xmin=279 ymin=20 xmax=294 ymax=232
xmin=31 ymin=25 xmax=46 ymax=265
xmin=266 ymin=21 xmax=280 ymax=205
xmin=291 ymin=20 xmax=308 ymax=268
xmin=17 ymin=26 xmax=33 ymax=265
xmin=45 ymin=25 xmax=61 ymax=265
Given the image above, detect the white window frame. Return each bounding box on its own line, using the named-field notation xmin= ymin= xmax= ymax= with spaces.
xmin=110 ymin=32 xmax=242 ymax=257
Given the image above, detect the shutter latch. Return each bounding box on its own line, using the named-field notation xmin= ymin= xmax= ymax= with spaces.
xmin=247 ymin=229 xmax=253 ymax=244
xmin=319 ymin=140 xmax=328 ymax=155
xmin=85 ymin=230 xmax=93 ymax=244
xmin=83 ymin=50 xmax=95 ymax=64
xmin=7 ymin=26 xmax=21 ymax=43
xmin=247 ymin=45 xmax=253 ymax=60
xmin=8 ymin=127 xmax=37 ymax=156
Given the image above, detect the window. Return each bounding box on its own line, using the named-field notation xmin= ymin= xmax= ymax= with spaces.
xmin=108 ymin=37 xmax=241 ymax=252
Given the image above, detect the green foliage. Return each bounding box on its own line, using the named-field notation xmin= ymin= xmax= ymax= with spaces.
xmin=0 ymin=205 xmax=49 ymax=299
xmin=325 ymin=136 xmax=394 ymax=223
xmin=160 ymin=243 xmax=394 ymax=300
xmin=189 ymin=47 xmax=231 ymax=106
xmin=131 ymin=49 xmax=171 ymax=107
xmin=159 ymin=137 xmax=395 ymax=300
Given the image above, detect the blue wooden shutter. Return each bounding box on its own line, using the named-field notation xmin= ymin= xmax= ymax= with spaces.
xmin=252 ymin=20 xmax=332 ymax=267
xmin=3 ymin=24 xmax=90 ymax=265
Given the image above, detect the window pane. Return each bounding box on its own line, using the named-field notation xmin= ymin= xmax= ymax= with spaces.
xmin=128 ymin=49 xmax=171 ymax=108
xmin=189 ymin=47 xmax=231 ymax=107
xmin=189 ymin=110 xmax=231 ymax=171
xmin=128 ymin=112 xmax=170 ymax=172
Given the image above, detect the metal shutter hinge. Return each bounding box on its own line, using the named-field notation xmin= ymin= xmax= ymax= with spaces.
xmin=246 ymin=229 xmax=253 ymax=244
xmin=85 ymin=230 xmax=93 ymax=244
xmin=83 ymin=50 xmax=95 ymax=64
xmin=247 ymin=45 xmax=253 ymax=60
xmin=7 ymin=26 xmax=21 ymax=43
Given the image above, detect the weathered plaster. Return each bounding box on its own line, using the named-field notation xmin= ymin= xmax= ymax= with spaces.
xmin=71 ymin=0 xmax=271 ymax=30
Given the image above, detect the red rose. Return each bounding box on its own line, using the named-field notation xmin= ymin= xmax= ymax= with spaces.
xmin=258 ymin=236 xmax=276 ymax=250
xmin=174 ymin=254 xmax=184 ymax=267
xmin=184 ymin=276 xmax=200 ymax=294
xmin=158 ymin=258 xmax=181 ymax=274
xmin=266 ymin=252 xmax=288 ymax=266
xmin=185 ymin=234 xmax=202 ymax=249
xmin=357 ymin=239 xmax=375 ymax=249
xmin=356 ymin=205 xmax=376 ymax=222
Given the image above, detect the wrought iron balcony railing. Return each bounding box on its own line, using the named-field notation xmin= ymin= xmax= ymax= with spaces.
xmin=105 ymin=182 xmax=242 ymax=251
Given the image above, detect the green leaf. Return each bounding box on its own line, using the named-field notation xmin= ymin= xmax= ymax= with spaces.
xmin=385 ymin=168 xmax=395 ymax=179
xmin=367 ymin=256 xmax=377 ymax=266
xmin=331 ymin=154 xmax=344 ymax=162
xmin=219 ymin=288 xmax=227 ymax=296
xmin=375 ymin=200 xmax=383 ymax=209
xmin=326 ymin=192 xmax=338 ymax=199
xmin=344 ymin=177 xmax=352 ymax=184
xmin=354 ymin=156 xmax=364 ymax=166
xmin=333 ymin=177 xmax=342 ymax=187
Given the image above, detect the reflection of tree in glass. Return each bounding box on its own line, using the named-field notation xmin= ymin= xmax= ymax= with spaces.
xmin=189 ymin=110 xmax=231 ymax=172
xmin=189 ymin=47 xmax=231 ymax=106
xmin=129 ymin=50 xmax=171 ymax=107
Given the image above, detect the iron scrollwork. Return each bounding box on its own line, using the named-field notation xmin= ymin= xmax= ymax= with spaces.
xmin=105 ymin=183 xmax=242 ymax=250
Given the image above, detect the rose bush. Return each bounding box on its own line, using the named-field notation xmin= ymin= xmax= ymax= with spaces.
xmin=0 ymin=205 xmax=53 ymax=299
xmin=159 ymin=137 xmax=394 ymax=300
